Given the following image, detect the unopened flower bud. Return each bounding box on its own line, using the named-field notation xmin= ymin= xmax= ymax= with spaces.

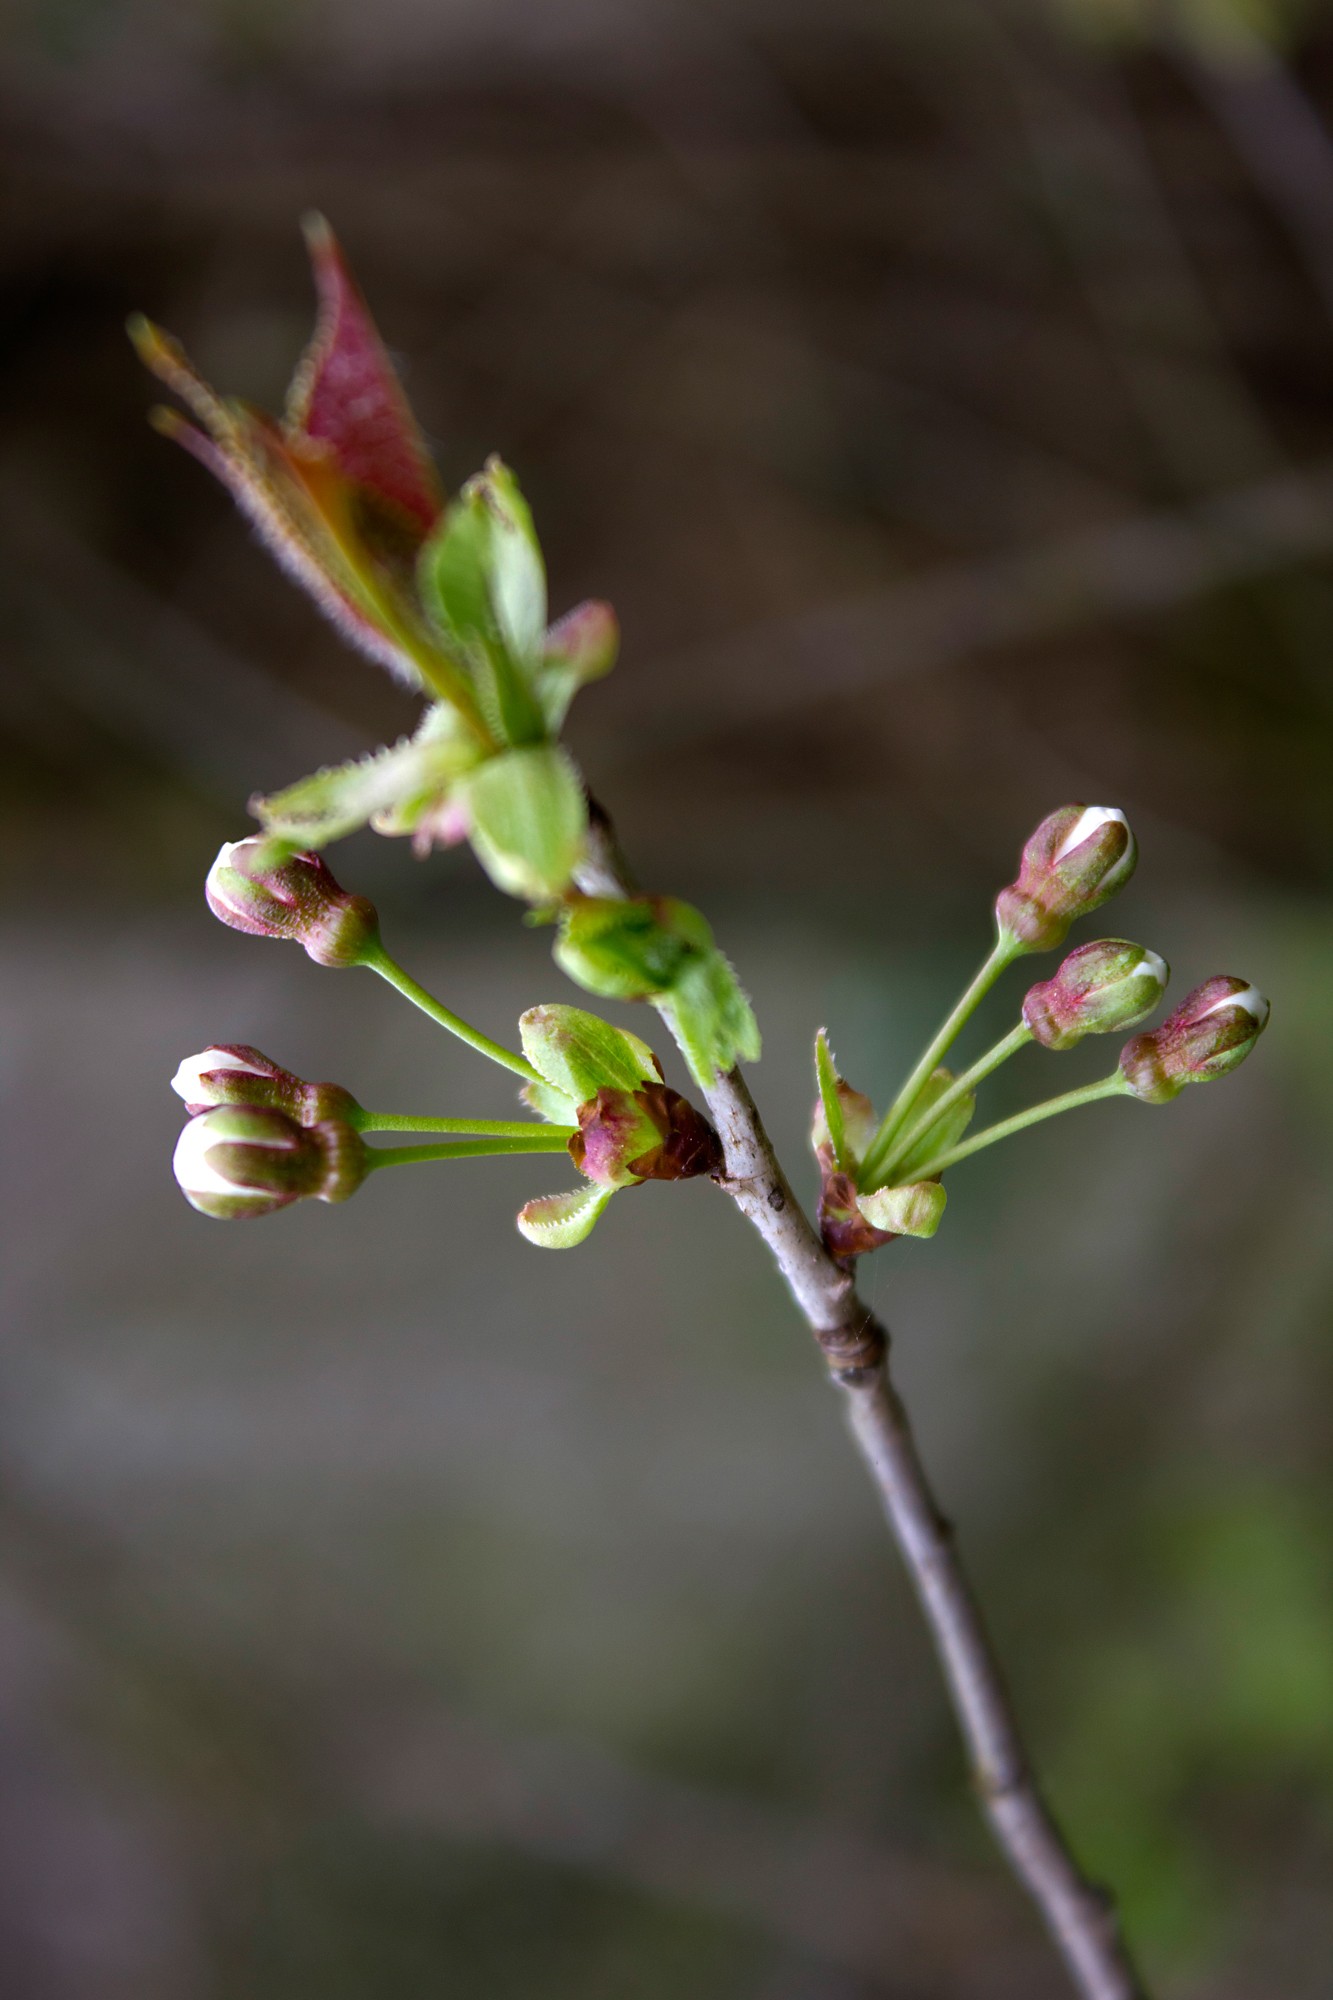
xmin=170 ymin=1044 xmax=359 ymax=1123
xmin=995 ymin=805 xmax=1137 ymax=954
xmin=1022 ymin=940 xmax=1168 ymax=1050
xmin=1119 ymin=977 xmax=1269 ymax=1104
xmin=569 ymin=1083 xmax=721 ymax=1190
xmin=172 ymin=1105 xmax=367 ymax=1219
xmin=205 ymin=840 xmax=380 ymax=967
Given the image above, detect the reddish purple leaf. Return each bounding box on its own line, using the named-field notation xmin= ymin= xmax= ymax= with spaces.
xmin=286 ymin=215 xmax=443 ymax=535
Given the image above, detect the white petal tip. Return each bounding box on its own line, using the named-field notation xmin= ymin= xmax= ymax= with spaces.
xmin=1054 ymin=806 xmax=1129 ymax=863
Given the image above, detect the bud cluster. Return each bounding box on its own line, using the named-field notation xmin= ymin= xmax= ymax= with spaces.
xmin=173 ymin=1105 xmax=367 ymax=1220
xmin=810 ymin=803 xmax=1269 ymax=1263
xmin=515 ymin=1004 xmax=722 ymax=1246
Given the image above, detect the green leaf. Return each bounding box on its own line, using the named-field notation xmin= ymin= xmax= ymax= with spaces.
xmin=814 ymin=1029 xmax=847 ymax=1172
xmin=417 ymin=458 xmax=546 ymax=745
xmin=519 ymin=1003 xmax=661 ymax=1104
xmin=552 ymin=894 xmax=759 ymax=1090
xmin=462 ymin=745 xmax=587 ymax=902
xmin=554 ymin=895 xmax=713 ymax=999
xmin=252 ymin=705 xmax=481 ymax=848
xmin=856 ymin=1181 xmax=947 ymax=1239
xmin=891 ymin=1069 xmax=976 ymax=1181
xmin=536 ymin=599 xmax=619 ymax=734
xmin=661 ymin=949 xmax=762 ymax=1091
xmin=516 ymin=1184 xmax=614 ymax=1249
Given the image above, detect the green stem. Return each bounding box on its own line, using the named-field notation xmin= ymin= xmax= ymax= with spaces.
xmin=366 ymin=949 xmax=541 ymax=1084
xmin=907 ymin=1073 xmax=1129 ymax=1181
xmin=879 ymin=1023 xmax=1032 ymax=1182
xmin=860 ymin=936 xmax=1020 ymax=1187
xmin=358 ymin=1112 xmax=576 ymax=1138
xmin=368 ymin=1134 xmax=574 ymax=1169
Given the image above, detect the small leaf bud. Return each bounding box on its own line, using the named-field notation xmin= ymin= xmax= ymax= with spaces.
xmin=1022 ymin=940 xmax=1169 ymax=1050
xmin=170 ymin=1044 xmax=359 ymax=1123
xmin=516 ymin=1184 xmax=614 ymax=1249
xmin=205 ymin=840 xmax=381 ymax=967
xmin=995 ymin=805 xmax=1137 ymax=954
xmin=172 ymin=1106 xmax=368 ymax=1219
xmin=569 ymin=1083 xmax=722 ymax=1189
xmin=856 ymin=1181 xmax=947 ymax=1240
xmin=1119 ymin=977 xmax=1270 ymax=1103
xmin=817 ymin=1167 xmax=896 ymax=1262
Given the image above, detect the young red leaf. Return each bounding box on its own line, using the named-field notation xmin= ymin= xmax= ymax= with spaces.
xmin=286 ymin=214 xmax=443 ymax=535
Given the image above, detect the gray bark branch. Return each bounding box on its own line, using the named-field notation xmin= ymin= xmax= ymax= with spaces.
xmin=575 ymin=817 xmax=1148 ymax=2000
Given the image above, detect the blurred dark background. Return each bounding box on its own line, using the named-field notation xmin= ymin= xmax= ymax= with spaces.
xmin=2 ymin=1 xmax=1331 ymax=1995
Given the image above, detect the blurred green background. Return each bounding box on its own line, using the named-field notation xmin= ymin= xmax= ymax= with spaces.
xmin=2 ymin=1 xmax=1331 ymax=1995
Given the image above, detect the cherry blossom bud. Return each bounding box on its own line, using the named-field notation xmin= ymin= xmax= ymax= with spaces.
xmin=170 ymin=1044 xmax=359 ymax=1124
xmin=1022 ymin=941 xmax=1168 ymax=1050
xmin=172 ymin=1105 xmax=367 ymax=1219
xmin=569 ymin=1083 xmax=721 ymax=1190
xmin=205 ymin=840 xmax=380 ymax=967
xmin=995 ymin=805 xmax=1137 ymax=954
xmin=1119 ymin=977 xmax=1269 ymax=1104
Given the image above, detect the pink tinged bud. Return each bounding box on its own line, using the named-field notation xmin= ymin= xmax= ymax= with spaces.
xmin=1119 ymin=977 xmax=1270 ymax=1103
xmin=1022 ymin=940 xmax=1169 ymax=1050
xmin=172 ymin=1106 xmax=367 ymax=1220
xmin=170 ymin=1044 xmax=359 ymax=1123
xmin=537 ymin=599 xmax=620 ymax=732
xmin=205 ymin=840 xmax=380 ymax=967
xmin=995 ymin=805 xmax=1137 ymax=954
xmin=569 ymin=1084 xmax=722 ymax=1190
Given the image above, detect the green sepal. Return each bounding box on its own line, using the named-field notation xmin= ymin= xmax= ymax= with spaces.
xmin=516 ymin=1184 xmax=615 ymax=1249
xmin=660 ymin=950 xmax=761 ymax=1091
xmin=813 ymin=1030 xmax=847 ymax=1172
xmin=520 ymin=1077 xmax=580 ymax=1125
xmin=417 ymin=457 xmax=546 ymax=746
xmin=536 ymin=599 xmax=619 ymax=734
xmin=519 ymin=1003 xmax=661 ymax=1104
xmin=889 ymin=1069 xmax=976 ymax=1182
xmin=251 ymin=705 xmax=483 ymax=849
xmin=855 ymin=1181 xmax=947 ymax=1240
xmin=461 ymin=744 xmax=587 ymax=902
